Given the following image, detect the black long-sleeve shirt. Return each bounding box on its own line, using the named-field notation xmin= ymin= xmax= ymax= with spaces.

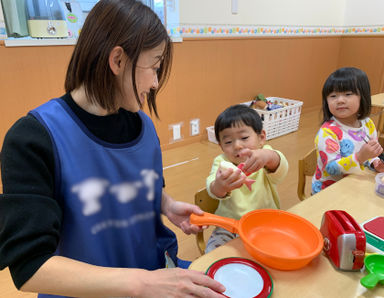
xmin=0 ymin=93 xmax=143 ymax=288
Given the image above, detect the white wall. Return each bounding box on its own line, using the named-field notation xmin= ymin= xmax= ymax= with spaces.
xmin=179 ymin=0 xmax=346 ymax=26
xmin=180 ymin=0 xmax=384 ymax=27
xmin=344 ymin=0 xmax=384 ymax=26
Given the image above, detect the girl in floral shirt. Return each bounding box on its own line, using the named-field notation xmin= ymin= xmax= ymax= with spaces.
xmin=312 ymin=67 xmax=384 ymax=194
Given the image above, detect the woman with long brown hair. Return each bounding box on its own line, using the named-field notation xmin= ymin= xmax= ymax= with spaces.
xmin=0 ymin=1 xmax=225 ymax=297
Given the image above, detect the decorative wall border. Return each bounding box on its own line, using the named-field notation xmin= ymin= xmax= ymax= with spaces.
xmin=168 ymin=24 xmax=384 ymax=38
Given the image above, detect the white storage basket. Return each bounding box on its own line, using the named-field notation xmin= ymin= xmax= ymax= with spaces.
xmin=248 ymin=97 xmax=303 ymax=140
xmin=207 ymin=97 xmax=303 ymax=143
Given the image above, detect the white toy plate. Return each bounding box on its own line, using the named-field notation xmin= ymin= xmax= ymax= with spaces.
xmin=206 ymin=257 xmax=273 ymax=298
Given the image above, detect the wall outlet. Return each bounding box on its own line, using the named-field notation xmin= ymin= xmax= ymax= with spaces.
xmin=171 ymin=123 xmax=182 ymax=141
xmin=190 ymin=119 xmax=200 ymax=136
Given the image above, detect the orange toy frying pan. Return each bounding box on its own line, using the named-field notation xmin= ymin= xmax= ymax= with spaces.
xmin=190 ymin=209 xmax=323 ymax=270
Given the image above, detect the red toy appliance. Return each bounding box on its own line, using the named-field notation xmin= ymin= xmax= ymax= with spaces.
xmin=320 ymin=210 xmax=366 ymax=271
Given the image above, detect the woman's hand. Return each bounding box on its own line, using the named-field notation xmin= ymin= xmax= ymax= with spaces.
xmin=161 ymin=190 xmax=205 ymax=234
xmin=21 ymin=255 xmax=225 ymax=298
xmin=136 ymin=268 xmax=226 ymax=298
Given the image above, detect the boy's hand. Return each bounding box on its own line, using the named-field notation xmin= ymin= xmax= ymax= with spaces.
xmin=356 ymin=140 xmax=383 ymax=164
xmin=239 ymin=148 xmax=280 ymax=174
xmin=239 ymin=148 xmax=268 ymax=174
xmin=211 ymin=167 xmax=245 ymax=198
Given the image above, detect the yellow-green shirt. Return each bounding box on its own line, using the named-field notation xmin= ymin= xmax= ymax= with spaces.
xmin=206 ymin=145 xmax=288 ymax=220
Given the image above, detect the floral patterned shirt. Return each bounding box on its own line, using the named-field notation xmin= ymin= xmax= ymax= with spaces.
xmin=311 ymin=116 xmax=378 ymax=194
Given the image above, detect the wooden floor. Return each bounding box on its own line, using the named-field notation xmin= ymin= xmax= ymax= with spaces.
xmin=1 ymin=106 xmax=381 ymax=297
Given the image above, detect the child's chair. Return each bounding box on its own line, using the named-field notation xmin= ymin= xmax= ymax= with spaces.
xmin=297 ymin=148 xmax=317 ymax=201
xmin=194 ymin=188 xmax=219 ymax=255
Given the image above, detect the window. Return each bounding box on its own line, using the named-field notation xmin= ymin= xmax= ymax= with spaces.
xmin=75 ymin=0 xmax=166 ymax=24
xmin=1 ymin=0 xmax=179 ymax=46
xmin=76 ymin=0 xmax=99 ymax=13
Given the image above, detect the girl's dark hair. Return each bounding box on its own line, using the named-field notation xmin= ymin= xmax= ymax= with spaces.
xmin=214 ymin=104 xmax=263 ymax=142
xmin=65 ymin=0 xmax=172 ymax=117
xmin=322 ymin=67 xmax=371 ymax=123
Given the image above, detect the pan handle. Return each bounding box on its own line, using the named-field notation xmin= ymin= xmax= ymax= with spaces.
xmin=190 ymin=212 xmax=239 ymax=234
xmin=360 ymin=272 xmax=380 ymax=289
